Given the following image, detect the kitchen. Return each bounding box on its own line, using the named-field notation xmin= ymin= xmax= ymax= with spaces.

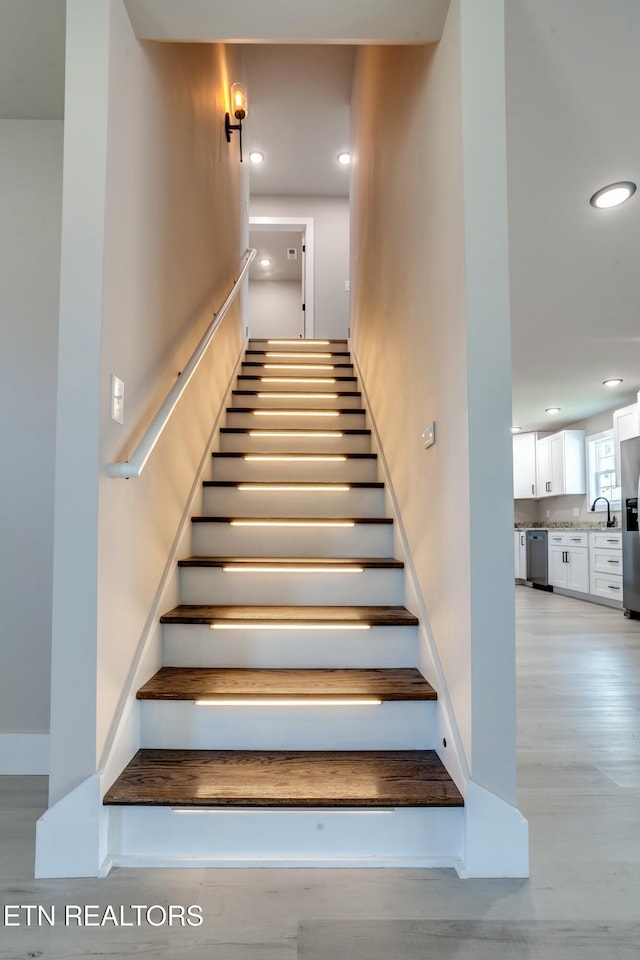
xmin=513 ymin=393 xmax=640 ymax=617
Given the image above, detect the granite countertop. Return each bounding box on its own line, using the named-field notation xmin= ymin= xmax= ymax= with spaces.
xmin=514 ymin=522 xmax=621 ymax=530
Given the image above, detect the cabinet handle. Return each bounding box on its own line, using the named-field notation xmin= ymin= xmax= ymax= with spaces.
xmin=606 ymin=539 xmax=619 ymax=543
xmin=606 ymin=559 xmax=620 ymax=565
xmin=521 ymin=536 xmax=525 ymax=546
xmin=563 ymin=551 xmax=568 ymax=563
xmin=607 ymin=585 xmax=621 ymax=591
xmin=531 ymin=484 xmax=535 ymax=495
xmin=570 ymin=538 xmax=581 ymax=542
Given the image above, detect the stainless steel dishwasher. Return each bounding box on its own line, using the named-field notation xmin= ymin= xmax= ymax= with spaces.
xmin=526 ymin=530 xmax=550 ymax=590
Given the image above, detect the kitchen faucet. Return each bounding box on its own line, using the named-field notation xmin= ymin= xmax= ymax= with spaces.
xmin=590 ymin=497 xmax=617 ymax=527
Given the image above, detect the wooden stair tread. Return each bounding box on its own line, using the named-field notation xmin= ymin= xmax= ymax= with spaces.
xmin=220 ymin=427 xmax=370 ymax=435
xmin=212 ymin=451 xmax=376 ymax=459
xmin=137 ymin=667 xmax=436 ymax=700
xmin=238 ymin=375 xmax=357 ymax=382
xmin=159 ymin=604 xmax=419 ymax=626
xmin=177 ymin=556 xmax=403 ymax=568
xmin=103 ymin=749 xmax=463 ymax=807
xmin=191 ymin=516 xmax=393 ymax=524
xmin=202 ymin=480 xmax=383 ymax=489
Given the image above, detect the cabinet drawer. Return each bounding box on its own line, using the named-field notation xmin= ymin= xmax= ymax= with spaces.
xmin=566 ymin=532 xmax=588 ymax=547
xmin=590 ymin=572 xmax=623 ymax=600
xmin=590 ymin=549 xmax=623 ymax=576
xmin=548 ymin=531 xmax=567 ymax=546
xmin=591 ymin=532 xmax=622 ymax=549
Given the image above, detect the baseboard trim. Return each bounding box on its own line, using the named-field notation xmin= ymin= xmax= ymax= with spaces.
xmin=0 ymin=734 xmax=49 ymax=774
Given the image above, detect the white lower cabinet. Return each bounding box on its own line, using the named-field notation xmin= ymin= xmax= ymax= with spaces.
xmin=548 ymin=532 xmax=589 ymax=594
xmin=589 ymin=531 xmax=622 ymax=602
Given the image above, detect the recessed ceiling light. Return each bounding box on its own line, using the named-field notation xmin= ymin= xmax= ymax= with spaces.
xmin=603 ymin=378 xmax=624 ymax=387
xmin=259 ymin=257 xmax=271 ymax=267
xmin=590 ymin=181 xmax=636 ymax=208
xmin=511 ymin=426 xmax=522 ymax=434
xmin=249 ymin=151 xmax=264 ymax=164
xmin=545 ymin=407 xmax=561 ymax=414
xmin=337 ymin=152 xmax=351 ymax=166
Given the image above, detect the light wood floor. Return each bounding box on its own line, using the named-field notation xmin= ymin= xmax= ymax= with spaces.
xmin=1 ymin=586 xmax=639 ymax=958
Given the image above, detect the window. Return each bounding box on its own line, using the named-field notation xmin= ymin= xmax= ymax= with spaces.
xmin=587 ymin=430 xmax=621 ymax=507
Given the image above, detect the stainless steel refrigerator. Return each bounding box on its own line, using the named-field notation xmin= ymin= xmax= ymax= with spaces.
xmin=620 ymin=435 xmax=640 ymax=617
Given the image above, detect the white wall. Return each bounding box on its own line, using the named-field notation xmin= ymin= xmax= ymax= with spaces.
xmin=49 ymin=0 xmax=247 ymax=804
xmin=250 ymin=196 xmax=349 ymax=339
xmin=351 ymin=0 xmax=518 ymax=805
xmin=249 ymin=281 xmax=303 ymax=338
xmin=0 ymin=120 xmax=63 ymax=744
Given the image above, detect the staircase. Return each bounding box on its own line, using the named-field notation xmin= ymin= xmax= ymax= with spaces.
xmin=104 ymin=339 xmax=464 ymax=867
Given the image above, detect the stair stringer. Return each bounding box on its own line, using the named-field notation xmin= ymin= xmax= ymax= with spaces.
xmin=349 ymin=341 xmax=529 ymax=878
xmin=350 ymin=342 xmax=529 ymax=878
xmin=349 ymin=343 xmax=470 ymax=792
xmin=98 ymin=337 xmax=249 ymax=795
xmin=36 ymin=338 xmax=248 ymax=879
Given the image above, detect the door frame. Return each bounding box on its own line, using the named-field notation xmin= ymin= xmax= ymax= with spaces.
xmin=249 ymin=216 xmax=315 ymax=338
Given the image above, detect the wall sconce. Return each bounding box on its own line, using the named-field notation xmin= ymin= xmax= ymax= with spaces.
xmin=225 ymin=82 xmax=248 ymax=162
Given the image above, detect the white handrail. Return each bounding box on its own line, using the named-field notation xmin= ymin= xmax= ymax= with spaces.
xmin=106 ymin=248 xmax=256 ymax=478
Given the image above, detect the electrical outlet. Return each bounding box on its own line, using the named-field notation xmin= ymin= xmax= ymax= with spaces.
xmin=546 ymin=510 xmax=550 ymax=518
xmin=573 ymin=507 xmax=580 ymax=517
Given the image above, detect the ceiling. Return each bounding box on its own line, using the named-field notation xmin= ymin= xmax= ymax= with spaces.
xmin=244 ymin=45 xmax=354 ymax=197
xmin=506 ymin=0 xmax=640 ymax=431
xmin=123 ymin=0 xmax=450 ymax=43
xmin=249 ymin=230 xmax=303 ymax=282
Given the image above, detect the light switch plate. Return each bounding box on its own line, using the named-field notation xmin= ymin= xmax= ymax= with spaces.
xmin=573 ymin=507 xmax=580 ymax=517
xmin=422 ymin=422 xmax=436 ymax=448
xmin=111 ymin=374 xmax=124 ymax=425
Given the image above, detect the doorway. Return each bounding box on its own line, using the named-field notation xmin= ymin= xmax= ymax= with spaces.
xmin=249 ymin=216 xmax=315 ymax=338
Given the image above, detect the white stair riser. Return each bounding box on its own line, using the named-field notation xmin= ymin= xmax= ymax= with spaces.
xmin=191 ymin=521 xmax=393 ymax=558
xmin=249 ymin=340 xmax=348 ymax=351
xmin=220 ymin=432 xmax=372 ymax=454
xmin=179 ymin=567 xmax=404 ymax=606
xmin=237 ymin=377 xmax=357 ymax=393
xmin=202 ymin=487 xmax=385 ymax=518
xmin=163 ymin=623 xmax=418 ymax=669
xmin=242 ymin=365 xmax=354 ymax=378
xmin=226 ymin=410 xmax=366 ymax=430
xmin=140 ymin=701 xmax=436 ymax=750
xmin=211 ymin=457 xmax=378 ymax=483
xmin=231 ymin=393 xmax=362 ymax=410
xmin=110 ymin=805 xmax=463 ymax=867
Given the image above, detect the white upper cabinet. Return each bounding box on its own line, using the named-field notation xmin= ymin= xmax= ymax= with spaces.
xmin=513 ymin=432 xmax=538 ymax=498
xmin=536 ymin=430 xmax=586 ymax=497
xmin=613 ymin=402 xmax=639 ymax=485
